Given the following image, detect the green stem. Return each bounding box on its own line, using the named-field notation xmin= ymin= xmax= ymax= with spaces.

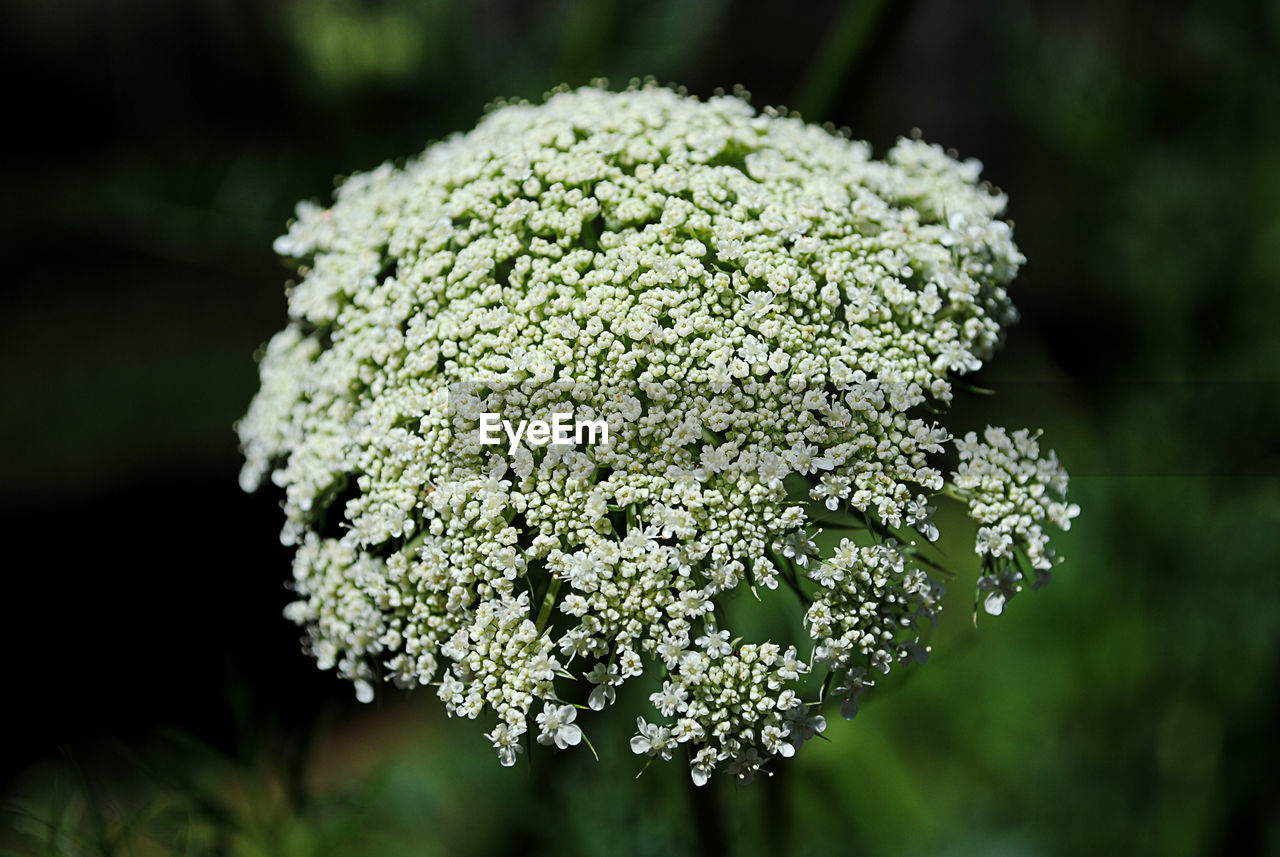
xmin=819 ymin=668 xmax=835 ymax=704
xmin=770 ymin=549 xmax=812 ymax=607
xmin=402 ymin=526 xmax=429 ymax=556
xmin=535 ymin=575 xmax=562 ymax=633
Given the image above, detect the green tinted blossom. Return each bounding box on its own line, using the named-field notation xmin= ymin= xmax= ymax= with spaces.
xmin=239 ymin=83 xmax=1077 ymax=784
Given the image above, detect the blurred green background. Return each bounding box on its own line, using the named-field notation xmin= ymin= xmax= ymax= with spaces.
xmin=2 ymin=0 xmax=1278 ymax=854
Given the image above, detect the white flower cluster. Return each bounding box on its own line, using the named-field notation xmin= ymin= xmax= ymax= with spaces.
xmin=238 ymin=83 xmax=1077 ymax=784
xmin=953 ymin=427 xmax=1080 ymax=614
xmin=635 ymin=640 xmax=814 ymax=785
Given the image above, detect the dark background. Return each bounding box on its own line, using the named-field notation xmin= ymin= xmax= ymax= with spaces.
xmin=2 ymin=1 xmax=1278 ymax=855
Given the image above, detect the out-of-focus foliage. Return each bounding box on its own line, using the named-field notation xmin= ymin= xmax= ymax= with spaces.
xmin=1 ymin=0 xmax=1277 ymax=854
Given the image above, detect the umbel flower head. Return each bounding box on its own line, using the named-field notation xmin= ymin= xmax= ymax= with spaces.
xmin=239 ymin=82 xmax=1079 ymax=784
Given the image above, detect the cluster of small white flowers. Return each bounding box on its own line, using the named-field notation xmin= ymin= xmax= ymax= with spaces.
xmin=953 ymin=426 xmax=1080 ymax=614
xmin=239 ymin=82 xmax=1076 ymax=783
xmin=634 ymin=639 xmax=819 ymax=785
xmin=805 ymin=538 xmax=941 ymax=684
